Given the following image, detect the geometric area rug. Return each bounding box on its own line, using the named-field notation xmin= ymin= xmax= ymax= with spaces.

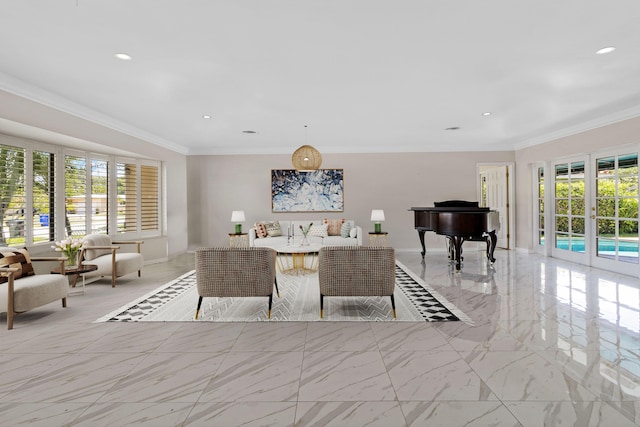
xmin=95 ymin=260 xmax=473 ymax=324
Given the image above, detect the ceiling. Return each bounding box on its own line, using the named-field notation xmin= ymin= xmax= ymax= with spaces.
xmin=1 ymin=0 xmax=640 ymax=156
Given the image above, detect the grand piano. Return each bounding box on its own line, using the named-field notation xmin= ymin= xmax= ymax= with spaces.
xmin=410 ymin=201 xmax=500 ymax=270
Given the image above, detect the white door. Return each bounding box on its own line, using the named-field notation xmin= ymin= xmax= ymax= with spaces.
xmin=550 ymin=157 xmax=590 ymax=265
xmin=483 ymin=166 xmax=509 ymax=249
xmin=590 ymin=151 xmax=639 ymax=276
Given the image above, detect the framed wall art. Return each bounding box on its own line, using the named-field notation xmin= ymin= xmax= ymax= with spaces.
xmin=271 ymin=169 xmax=344 ymax=212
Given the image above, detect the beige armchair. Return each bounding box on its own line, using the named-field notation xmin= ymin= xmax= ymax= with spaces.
xmin=195 ymin=247 xmax=279 ymax=319
xmin=0 ymin=247 xmax=68 ymax=330
xmin=79 ymin=234 xmax=144 ymax=288
xmin=318 ymin=246 xmax=396 ymax=318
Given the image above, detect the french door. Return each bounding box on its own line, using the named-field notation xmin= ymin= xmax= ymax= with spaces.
xmin=551 ymin=156 xmax=589 ymax=265
xmin=590 ymin=151 xmax=639 ymax=275
xmin=548 ymin=150 xmax=639 ymax=276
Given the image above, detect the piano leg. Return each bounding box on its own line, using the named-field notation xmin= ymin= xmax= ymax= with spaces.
xmin=418 ymin=230 xmax=426 ymax=258
xmin=450 ymin=236 xmax=465 ymax=271
xmin=486 ymin=231 xmax=497 ymax=264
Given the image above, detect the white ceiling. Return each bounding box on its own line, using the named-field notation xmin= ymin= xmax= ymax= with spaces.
xmin=1 ymin=0 xmax=640 ymax=156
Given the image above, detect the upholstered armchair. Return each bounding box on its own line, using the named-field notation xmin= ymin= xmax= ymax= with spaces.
xmin=195 ymin=247 xmax=279 ymax=319
xmin=79 ymin=234 xmax=144 ymax=288
xmin=0 ymin=247 xmax=69 ymax=330
xmin=318 ymin=246 xmax=396 ymax=318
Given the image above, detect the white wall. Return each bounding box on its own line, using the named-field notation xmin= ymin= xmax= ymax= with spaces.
xmin=187 ymin=151 xmax=515 ymax=252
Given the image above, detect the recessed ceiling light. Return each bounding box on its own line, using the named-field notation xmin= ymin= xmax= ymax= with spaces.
xmin=482 ymin=112 xmax=492 ymax=116
xmin=242 ymin=130 xmax=257 ymax=134
xmin=202 ymin=115 xmax=212 ymax=119
xmin=596 ymin=46 xmax=616 ymax=55
xmin=115 ymin=53 xmax=132 ymax=60
xmin=445 ymin=127 xmax=460 ymax=131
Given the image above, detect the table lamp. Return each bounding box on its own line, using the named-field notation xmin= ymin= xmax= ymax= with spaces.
xmin=231 ymin=210 xmax=246 ymax=234
xmin=371 ymin=209 xmax=385 ymax=233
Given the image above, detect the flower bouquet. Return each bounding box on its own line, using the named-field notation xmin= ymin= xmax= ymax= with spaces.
xmin=299 ymin=222 xmax=313 ymax=246
xmin=52 ymin=237 xmax=83 ymax=268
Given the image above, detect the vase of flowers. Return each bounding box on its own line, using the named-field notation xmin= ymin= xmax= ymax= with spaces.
xmin=52 ymin=237 xmax=83 ymax=268
xmin=299 ymin=222 xmax=312 ymax=246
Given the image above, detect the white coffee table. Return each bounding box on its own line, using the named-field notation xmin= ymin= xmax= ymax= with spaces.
xmin=276 ymin=244 xmax=322 ymax=275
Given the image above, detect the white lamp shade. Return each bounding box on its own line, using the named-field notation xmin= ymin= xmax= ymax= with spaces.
xmin=370 ymin=209 xmax=385 ymax=222
xmin=230 ymin=211 xmax=246 ymax=222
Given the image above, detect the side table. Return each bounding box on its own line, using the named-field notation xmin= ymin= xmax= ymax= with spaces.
xmin=368 ymin=232 xmax=389 ymax=247
xmin=51 ymin=264 xmax=98 ymax=295
xmin=229 ymin=233 xmax=249 ymax=248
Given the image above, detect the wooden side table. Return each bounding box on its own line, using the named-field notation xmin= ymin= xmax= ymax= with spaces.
xmin=51 ymin=264 xmax=98 ymax=295
xmin=368 ymin=232 xmax=389 ymax=247
xmin=229 ymin=233 xmax=249 ymax=248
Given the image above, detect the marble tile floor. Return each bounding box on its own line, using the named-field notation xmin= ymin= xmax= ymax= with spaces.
xmin=1 ymin=249 xmax=639 ymax=426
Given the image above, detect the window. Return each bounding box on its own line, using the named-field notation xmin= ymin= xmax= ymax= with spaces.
xmin=141 ymin=164 xmax=159 ymax=231
xmin=33 ymin=150 xmax=55 ymax=243
xmin=91 ymin=159 xmax=108 ymax=234
xmin=117 ymin=161 xmax=137 ymax=233
xmin=0 ymin=134 xmax=161 ymax=245
xmin=0 ymin=144 xmax=26 ymax=246
xmin=537 ymin=166 xmax=545 ymax=246
xmin=65 ymin=154 xmax=87 ymax=237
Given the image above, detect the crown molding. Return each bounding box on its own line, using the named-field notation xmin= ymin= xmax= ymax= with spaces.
xmin=0 ymin=71 xmax=189 ymax=155
xmin=512 ymin=104 xmax=640 ymax=151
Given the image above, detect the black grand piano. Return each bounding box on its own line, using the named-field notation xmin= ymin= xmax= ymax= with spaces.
xmin=410 ymin=201 xmax=500 ymax=270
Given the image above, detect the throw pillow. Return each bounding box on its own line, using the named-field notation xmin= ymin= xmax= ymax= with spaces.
xmin=265 ymin=221 xmax=282 ymax=237
xmin=340 ymin=222 xmax=352 ymax=238
xmin=0 ymin=248 xmax=36 ymax=284
xmin=254 ymin=222 xmax=267 ymax=238
xmin=309 ymin=224 xmax=328 ymax=237
xmin=349 ymin=227 xmax=357 ymax=238
xmin=323 ymin=218 xmax=345 ymax=236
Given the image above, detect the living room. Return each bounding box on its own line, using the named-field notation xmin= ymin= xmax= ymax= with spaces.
xmin=2 ymin=2 xmax=640 ymax=425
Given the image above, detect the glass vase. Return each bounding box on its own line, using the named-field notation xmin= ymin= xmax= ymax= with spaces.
xmin=66 ymin=251 xmax=78 ymax=268
xmin=300 ymin=235 xmax=310 ymax=246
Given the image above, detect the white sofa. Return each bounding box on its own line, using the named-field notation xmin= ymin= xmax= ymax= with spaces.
xmin=250 ymin=220 xmax=362 ymax=249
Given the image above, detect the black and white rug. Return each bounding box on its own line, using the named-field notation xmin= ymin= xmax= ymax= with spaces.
xmin=95 ymin=261 xmax=472 ymax=324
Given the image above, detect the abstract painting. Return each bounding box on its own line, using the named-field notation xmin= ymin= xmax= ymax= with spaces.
xmin=271 ymin=169 xmax=344 ymax=212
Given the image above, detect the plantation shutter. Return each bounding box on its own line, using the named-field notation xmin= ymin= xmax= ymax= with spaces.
xmin=140 ymin=164 xmax=159 ymax=231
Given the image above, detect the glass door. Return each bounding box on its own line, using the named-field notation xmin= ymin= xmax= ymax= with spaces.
xmin=551 ymin=157 xmax=590 ymax=264
xmin=591 ymin=152 xmax=639 ymax=275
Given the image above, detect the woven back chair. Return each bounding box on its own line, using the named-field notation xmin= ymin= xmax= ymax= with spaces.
xmin=318 ymin=246 xmax=396 ymax=318
xmin=195 ymin=247 xmax=279 ymax=319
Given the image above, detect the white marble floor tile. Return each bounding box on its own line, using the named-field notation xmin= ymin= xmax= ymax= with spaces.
xmin=0 ymin=402 xmax=90 ymax=427
xmin=155 ymin=323 xmax=245 ymax=353
xmin=5 ymin=352 xmax=147 ymax=403
xmin=97 ymin=352 xmax=226 ymax=403
xmin=382 ymin=350 xmax=497 ymax=401
xmin=435 ymin=320 xmax=528 ymax=352
xmin=66 ymin=402 xmax=194 ymax=426
xmin=182 ymin=402 xmax=296 ymax=426
xmin=506 ymin=401 xmax=638 ymax=427
xmin=298 ymin=351 xmax=396 ymax=401
xmin=305 ymin=322 xmax=377 ymax=351
xmin=537 ymin=348 xmax=640 ymax=402
xmin=231 ymin=322 xmax=307 ymax=352
xmin=0 ymin=353 xmax=70 ymax=395
xmin=400 ymin=401 xmax=520 ymax=427
xmin=464 ymin=350 xmax=599 ymax=401
xmin=80 ymin=322 xmax=182 ymax=353
xmin=295 ymin=401 xmax=407 ymax=427
xmin=199 ymin=351 xmax=303 ymax=402
xmin=370 ymin=322 xmax=452 ymax=352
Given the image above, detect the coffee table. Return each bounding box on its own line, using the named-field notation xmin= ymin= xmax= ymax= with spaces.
xmin=51 ymin=264 xmax=98 ymax=295
xmin=276 ymin=244 xmax=322 ymax=275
